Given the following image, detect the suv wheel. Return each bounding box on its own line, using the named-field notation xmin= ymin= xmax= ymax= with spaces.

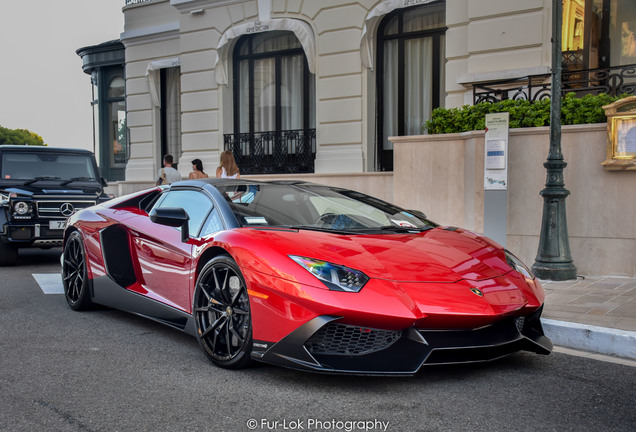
xmin=0 ymin=242 xmax=18 ymax=266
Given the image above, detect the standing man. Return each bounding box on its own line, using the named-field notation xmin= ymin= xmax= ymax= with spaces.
xmin=156 ymin=154 xmax=182 ymax=185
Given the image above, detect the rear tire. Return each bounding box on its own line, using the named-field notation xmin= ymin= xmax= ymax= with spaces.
xmin=0 ymin=241 xmax=18 ymax=266
xmin=193 ymin=255 xmax=253 ymax=369
xmin=62 ymin=231 xmax=93 ymax=310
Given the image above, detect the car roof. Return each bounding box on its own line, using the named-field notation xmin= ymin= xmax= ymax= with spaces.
xmin=0 ymin=145 xmax=94 ymax=155
xmin=173 ymin=178 xmax=318 ymax=188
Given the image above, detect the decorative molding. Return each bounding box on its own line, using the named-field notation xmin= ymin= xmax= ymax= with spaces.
xmin=457 ymin=66 xmax=551 ymax=85
xmin=170 ymin=0 xmax=246 ymax=13
xmin=120 ymin=22 xmax=180 ymax=47
xmin=215 ymin=18 xmax=315 ymax=85
xmin=360 ymin=0 xmax=437 ymax=70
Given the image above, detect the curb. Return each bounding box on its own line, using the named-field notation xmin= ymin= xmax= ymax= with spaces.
xmin=542 ymin=319 xmax=636 ymax=360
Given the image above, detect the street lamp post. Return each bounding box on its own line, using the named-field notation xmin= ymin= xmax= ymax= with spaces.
xmin=531 ymin=0 xmax=577 ymax=281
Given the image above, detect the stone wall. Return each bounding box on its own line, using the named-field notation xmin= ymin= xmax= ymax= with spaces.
xmin=392 ymin=123 xmax=636 ymax=277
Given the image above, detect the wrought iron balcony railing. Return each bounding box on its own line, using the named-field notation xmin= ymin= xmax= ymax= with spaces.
xmin=473 ymin=63 xmax=636 ymax=104
xmin=223 ymin=129 xmax=316 ymax=174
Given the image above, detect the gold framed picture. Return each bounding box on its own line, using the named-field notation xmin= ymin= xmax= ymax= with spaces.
xmin=602 ymin=96 xmax=636 ymax=170
xmin=611 ymin=116 xmax=636 ymax=159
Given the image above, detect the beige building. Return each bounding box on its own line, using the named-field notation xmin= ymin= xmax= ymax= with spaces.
xmin=119 ymin=0 xmax=635 ymax=180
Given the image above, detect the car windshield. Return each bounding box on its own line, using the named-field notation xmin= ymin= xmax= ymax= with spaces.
xmin=215 ymin=183 xmax=436 ymax=233
xmin=0 ymin=152 xmax=98 ymax=182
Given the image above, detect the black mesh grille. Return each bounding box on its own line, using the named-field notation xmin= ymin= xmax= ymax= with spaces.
xmin=305 ymin=322 xmax=401 ymax=356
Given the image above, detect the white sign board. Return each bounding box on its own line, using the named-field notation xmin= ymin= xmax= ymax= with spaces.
xmin=484 ymin=112 xmax=510 ymax=190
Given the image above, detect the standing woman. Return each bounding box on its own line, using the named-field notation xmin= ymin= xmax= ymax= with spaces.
xmin=189 ymin=159 xmax=208 ymax=179
xmin=216 ymin=151 xmax=240 ymax=179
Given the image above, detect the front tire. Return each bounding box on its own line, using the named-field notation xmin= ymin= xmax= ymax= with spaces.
xmin=62 ymin=231 xmax=93 ymax=310
xmin=0 ymin=241 xmax=18 ymax=266
xmin=193 ymin=255 xmax=253 ymax=369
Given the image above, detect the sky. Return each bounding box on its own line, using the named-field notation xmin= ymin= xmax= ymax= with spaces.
xmin=0 ymin=1 xmax=124 ymax=151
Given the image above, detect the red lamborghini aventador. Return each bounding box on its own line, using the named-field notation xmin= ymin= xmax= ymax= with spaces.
xmin=61 ymin=179 xmax=552 ymax=375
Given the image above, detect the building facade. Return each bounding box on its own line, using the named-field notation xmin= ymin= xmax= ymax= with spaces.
xmin=117 ymin=0 xmax=636 ymax=182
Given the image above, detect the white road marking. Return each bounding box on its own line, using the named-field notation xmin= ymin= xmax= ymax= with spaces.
xmin=33 ymin=273 xmax=64 ymax=294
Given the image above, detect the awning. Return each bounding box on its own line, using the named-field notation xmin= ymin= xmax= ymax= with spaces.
xmin=145 ymin=58 xmax=181 ymax=107
xmin=214 ymin=18 xmax=316 ymax=85
xmin=360 ymin=0 xmax=437 ymax=70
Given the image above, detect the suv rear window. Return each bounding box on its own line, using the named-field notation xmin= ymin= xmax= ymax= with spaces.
xmin=1 ymin=152 xmax=98 ymax=181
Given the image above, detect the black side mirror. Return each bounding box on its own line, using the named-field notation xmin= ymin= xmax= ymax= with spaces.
xmin=101 ymin=177 xmax=108 ymax=187
xmin=149 ymin=207 xmax=190 ymax=242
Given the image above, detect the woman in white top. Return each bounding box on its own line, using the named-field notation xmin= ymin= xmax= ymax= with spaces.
xmin=216 ymin=151 xmax=240 ymax=179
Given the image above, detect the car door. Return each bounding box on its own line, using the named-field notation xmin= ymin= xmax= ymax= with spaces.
xmin=131 ymin=188 xmax=214 ymax=313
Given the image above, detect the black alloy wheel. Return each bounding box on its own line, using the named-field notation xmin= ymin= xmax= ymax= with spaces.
xmin=193 ymin=255 xmax=253 ymax=369
xmin=62 ymin=231 xmax=93 ymax=310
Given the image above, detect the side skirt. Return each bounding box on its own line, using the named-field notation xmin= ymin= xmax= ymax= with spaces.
xmin=91 ymin=276 xmax=196 ymax=337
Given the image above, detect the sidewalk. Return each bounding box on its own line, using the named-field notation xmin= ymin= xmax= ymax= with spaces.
xmin=539 ymin=276 xmax=636 ymax=360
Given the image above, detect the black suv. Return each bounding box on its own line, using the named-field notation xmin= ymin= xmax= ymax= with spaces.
xmin=0 ymin=146 xmax=111 ymax=266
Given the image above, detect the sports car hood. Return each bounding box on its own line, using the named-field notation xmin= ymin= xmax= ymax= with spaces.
xmin=239 ymin=227 xmax=513 ymax=283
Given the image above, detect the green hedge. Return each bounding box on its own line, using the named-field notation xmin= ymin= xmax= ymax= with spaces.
xmin=424 ymin=93 xmax=629 ymax=135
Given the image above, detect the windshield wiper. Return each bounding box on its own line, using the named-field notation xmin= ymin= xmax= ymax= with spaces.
xmin=24 ymin=176 xmax=61 ymax=185
xmin=287 ymin=225 xmax=359 ymax=235
xmin=380 ymin=225 xmax=433 ymax=233
xmin=60 ymin=177 xmax=97 ymax=186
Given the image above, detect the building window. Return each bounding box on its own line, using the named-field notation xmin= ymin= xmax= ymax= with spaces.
xmin=563 ymin=0 xmax=636 ymax=70
xmin=228 ymin=30 xmax=316 ymax=173
xmin=160 ymin=67 xmax=181 ymax=167
xmin=108 ymin=77 xmax=127 ymax=168
xmin=376 ymin=1 xmax=446 ymax=171
xmin=77 ymin=40 xmax=125 ymax=181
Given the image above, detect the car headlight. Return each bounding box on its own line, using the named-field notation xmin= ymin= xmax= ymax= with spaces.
xmin=505 ymin=250 xmax=535 ymax=280
xmin=289 ymin=255 xmax=369 ymax=292
xmin=13 ymin=201 xmax=32 ymax=216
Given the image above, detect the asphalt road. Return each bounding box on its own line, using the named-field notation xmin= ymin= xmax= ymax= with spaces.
xmin=1 ymin=248 xmax=634 ymax=432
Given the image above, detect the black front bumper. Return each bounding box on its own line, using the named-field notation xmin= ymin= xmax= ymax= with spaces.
xmin=252 ymin=307 xmax=552 ymax=375
xmin=2 ymin=220 xmax=65 ymax=246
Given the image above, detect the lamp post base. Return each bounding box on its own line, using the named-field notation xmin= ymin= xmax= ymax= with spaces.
xmin=532 ymin=180 xmax=577 ymax=281
xmin=531 ymin=261 xmax=578 ymax=281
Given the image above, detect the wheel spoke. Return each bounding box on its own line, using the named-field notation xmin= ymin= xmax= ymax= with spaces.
xmin=200 ymin=315 xmax=226 ymax=339
xmin=217 ymin=268 xmax=236 ymax=305
xmin=64 ymin=257 xmax=76 ymax=272
xmin=212 ymin=268 xmax=227 ymax=295
xmin=230 ymin=285 xmax=245 ymax=306
xmin=229 ymin=323 xmax=245 ymax=346
xmin=195 ymin=303 xmax=225 ymax=314
xmin=210 ymin=326 xmax=221 ymax=354
xmin=198 ymin=282 xmax=213 ymax=303
xmin=63 ymin=270 xmax=76 ymax=283
xmin=225 ymin=320 xmax=232 ymax=354
xmin=231 ymin=307 xmax=248 ymax=315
